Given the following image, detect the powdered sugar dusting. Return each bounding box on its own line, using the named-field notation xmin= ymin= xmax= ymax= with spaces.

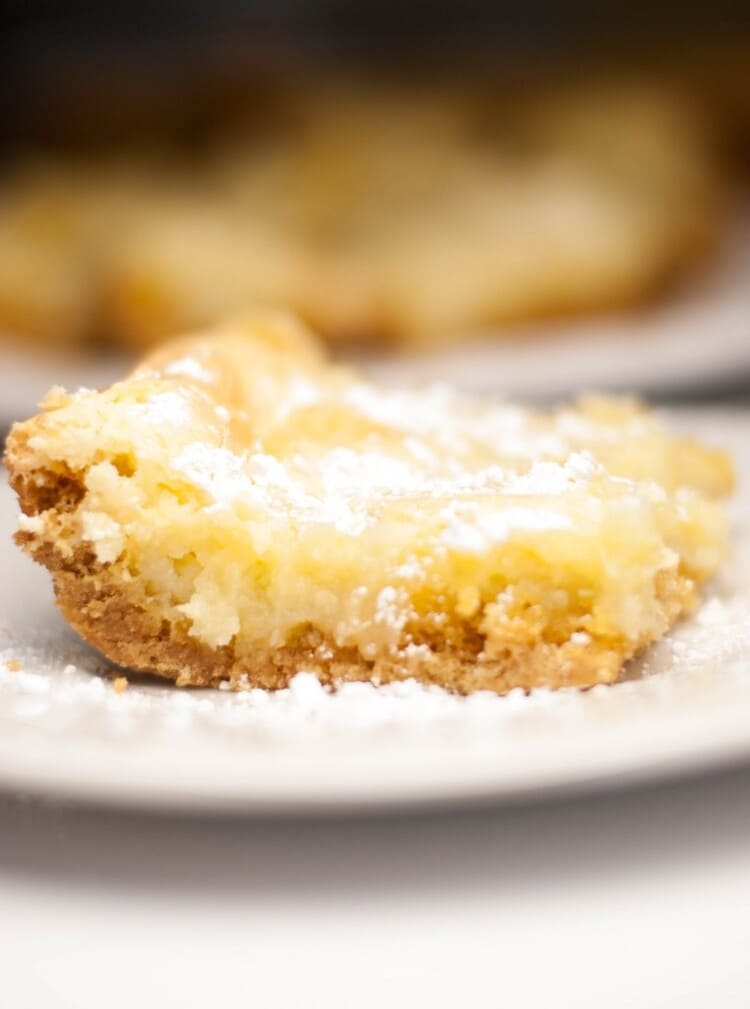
xmin=142 ymin=390 xmax=194 ymax=426
xmin=172 ymin=443 xmax=257 ymax=507
xmin=169 ymin=431 xmax=606 ymax=540
xmin=164 ymin=357 xmax=214 ymax=383
xmin=441 ymin=505 xmax=572 ymax=553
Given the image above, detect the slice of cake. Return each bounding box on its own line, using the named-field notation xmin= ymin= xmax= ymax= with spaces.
xmin=5 ymin=313 xmax=732 ymax=693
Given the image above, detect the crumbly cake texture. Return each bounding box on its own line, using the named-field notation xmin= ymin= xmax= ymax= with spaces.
xmin=6 ymin=314 xmax=732 ymax=694
xmin=0 ymin=77 xmax=725 ymax=349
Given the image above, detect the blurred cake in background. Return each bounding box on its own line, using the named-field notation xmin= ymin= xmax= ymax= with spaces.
xmin=0 ymin=67 xmax=730 ymax=353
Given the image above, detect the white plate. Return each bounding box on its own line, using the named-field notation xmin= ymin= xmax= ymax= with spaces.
xmin=2 ymin=218 xmax=750 ymax=423
xmin=0 ymin=410 xmax=749 ymax=815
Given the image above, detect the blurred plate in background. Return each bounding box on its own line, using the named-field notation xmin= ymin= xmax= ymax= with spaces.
xmin=363 ymin=213 xmax=750 ymax=399
xmin=0 ymin=346 xmax=128 ymax=424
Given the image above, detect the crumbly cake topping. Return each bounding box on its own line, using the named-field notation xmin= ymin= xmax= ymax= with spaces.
xmin=166 ymin=435 xmax=607 ymax=540
xmin=6 ymin=313 xmax=732 ymax=693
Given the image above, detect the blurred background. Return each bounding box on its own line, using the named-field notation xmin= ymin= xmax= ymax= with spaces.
xmin=2 ymin=7 xmax=750 ymax=1007
xmin=0 ymin=0 xmax=749 ymax=416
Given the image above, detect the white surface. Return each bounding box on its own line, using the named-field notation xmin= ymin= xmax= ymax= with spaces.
xmin=1 ymin=411 xmax=749 ymax=814
xmin=2 ymin=218 xmax=750 ymax=423
xmin=0 ymin=770 xmax=749 ymax=1009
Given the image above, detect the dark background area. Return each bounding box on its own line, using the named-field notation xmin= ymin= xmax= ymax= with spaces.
xmin=1 ymin=0 xmax=749 ymax=148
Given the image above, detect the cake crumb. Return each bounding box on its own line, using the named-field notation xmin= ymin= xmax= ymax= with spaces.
xmin=5 ymin=658 xmax=22 ymax=671
xmin=570 ymin=631 xmax=592 ymax=646
xmin=112 ymin=676 xmax=128 ymax=694
xmin=456 ymin=585 xmax=481 ymax=618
